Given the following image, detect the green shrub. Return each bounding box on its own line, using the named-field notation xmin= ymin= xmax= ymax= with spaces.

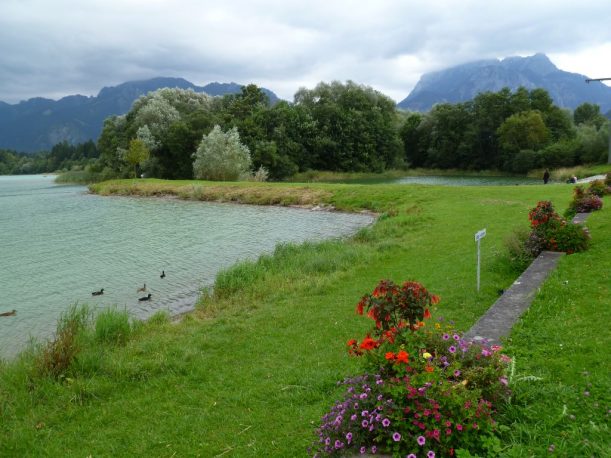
xmin=587 ymin=179 xmax=609 ymax=197
xmin=504 ymin=226 xmax=537 ymax=272
xmin=95 ymin=308 xmax=132 ymax=345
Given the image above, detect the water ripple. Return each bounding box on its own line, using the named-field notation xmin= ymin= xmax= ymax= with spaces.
xmin=0 ymin=176 xmax=373 ymax=359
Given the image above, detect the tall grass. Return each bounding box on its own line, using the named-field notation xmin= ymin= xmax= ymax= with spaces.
xmin=35 ymin=304 xmax=91 ymax=378
xmin=95 ymin=307 xmax=132 ymax=345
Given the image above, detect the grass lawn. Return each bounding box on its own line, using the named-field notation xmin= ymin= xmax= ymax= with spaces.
xmin=0 ymin=179 xmax=607 ymax=457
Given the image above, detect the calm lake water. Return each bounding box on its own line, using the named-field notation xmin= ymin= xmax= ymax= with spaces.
xmin=0 ymin=175 xmax=374 ymax=359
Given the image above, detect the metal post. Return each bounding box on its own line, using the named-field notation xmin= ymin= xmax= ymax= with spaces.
xmin=474 ymin=228 xmax=486 ymax=292
xmin=477 ymin=239 xmax=481 ymax=292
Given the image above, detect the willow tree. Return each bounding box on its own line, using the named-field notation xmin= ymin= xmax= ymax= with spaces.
xmin=193 ymin=125 xmax=252 ymax=181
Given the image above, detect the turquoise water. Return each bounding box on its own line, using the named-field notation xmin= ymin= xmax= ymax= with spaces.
xmin=0 ymin=175 xmax=374 ymax=359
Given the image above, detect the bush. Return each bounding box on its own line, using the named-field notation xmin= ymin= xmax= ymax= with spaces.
xmin=95 ymin=307 xmax=132 ymax=345
xmin=312 ymin=281 xmax=511 ymax=457
xmin=565 ymin=186 xmax=604 ymax=218
xmin=527 ymin=201 xmax=590 ymax=255
xmin=192 ymin=125 xmax=252 ymax=181
xmin=587 ymin=179 xmax=610 ymax=197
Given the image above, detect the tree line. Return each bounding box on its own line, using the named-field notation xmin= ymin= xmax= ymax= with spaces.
xmin=1 ymin=82 xmax=609 ymax=179
xmin=0 ymin=141 xmax=98 ymax=175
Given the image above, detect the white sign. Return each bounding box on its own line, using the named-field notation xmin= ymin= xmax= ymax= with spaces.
xmin=475 ymin=228 xmax=487 ymax=242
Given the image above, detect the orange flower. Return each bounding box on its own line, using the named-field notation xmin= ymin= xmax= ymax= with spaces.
xmin=396 ymin=350 xmax=409 ymax=364
xmin=418 ymin=321 xmax=426 ymax=328
xmin=347 ymin=339 xmax=357 ymax=347
xmin=423 ymin=308 xmax=431 ymax=319
xmin=385 ymin=352 xmax=395 ymax=361
xmin=425 ymin=365 xmax=434 ymax=373
xmin=359 ymin=336 xmax=378 ymax=351
xmin=431 ymin=295 xmax=440 ymax=305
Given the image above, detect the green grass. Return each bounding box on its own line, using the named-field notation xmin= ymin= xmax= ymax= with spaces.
xmin=498 ymin=207 xmax=610 ymax=457
xmin=0 ymin=179 xmax=608 ymax=457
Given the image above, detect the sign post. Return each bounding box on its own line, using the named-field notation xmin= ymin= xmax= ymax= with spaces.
xmin=474 ymin=229 xmax=486 ymax=292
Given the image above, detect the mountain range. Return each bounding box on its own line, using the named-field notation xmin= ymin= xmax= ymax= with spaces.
xmin=0 ymin=78 xmax=279 ymax=153
xmin=2 ymin=54 xmax=611 ymax=153
xmin=398 ymin=53 xmax=611 ymax=113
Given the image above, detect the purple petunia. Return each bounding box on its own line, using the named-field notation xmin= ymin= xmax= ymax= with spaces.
xmin=382 ymin=418 xmax=391 ymax=427
xmin=454 ymin=369 xmax=461 ymax=377
xmin=362 ymin=420 xmax=369 ymax=428
xmin=448 ymin=345 xmax=457 ymax=353
xmin=453 ymin=334 xmax=460 ymax=341
xmin=361 ymin=410 xmax=369 ymax=417
xmin=417 ymin=435 xmax=426 ymax=446
xmin=427 ymin=451 xmax=435 ymax=458
xmin=392 ymin=432 xmax=401 ymax=442
xmin=371 ymin=446 xmax=377 ymax=454
xmin=442 ymin=333 xmax=450 ymax=340
xmin=346 ymin=432 xmax=352 ymax=443
xmin=334 ymin=440 xmax=343 ymax=449
xmin=408 ymin=455 xmax=417 ymax=458
xmin=359 ymin=446 xmax=366 ymax=454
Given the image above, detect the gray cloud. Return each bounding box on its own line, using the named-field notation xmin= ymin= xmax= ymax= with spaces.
xmin=1 ymin=0 xmax=610 ymax=104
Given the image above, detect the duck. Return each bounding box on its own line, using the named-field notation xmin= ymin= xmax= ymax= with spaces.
xmin=0 ymin=309 xmax=16 ymax=317
xmin=137 ymin=283 xmax=147 ymax=293
xmin=160 ymin=270 xmax=166 ymax=279
xmin=138 ymin=293 xmax=152 ymax=301
xmin=92 ymin=288 xmax=104 ymax=296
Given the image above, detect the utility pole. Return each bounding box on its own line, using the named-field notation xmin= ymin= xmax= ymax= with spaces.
xmin=585 ymin=77 xmax=611 ymax=163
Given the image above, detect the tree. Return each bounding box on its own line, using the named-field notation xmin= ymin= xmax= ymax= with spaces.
xmin=124 ymin=139 xmax=150 ymax=178
xmin=193 ymin=125 xmax=252 ymax=181
xmin=573 ymin=103 xmax=606 ymax=129
xmin=497 ymin=110 xmax=550 ymax=152
xmin=294 ymin=81 xmax=403 ymax=172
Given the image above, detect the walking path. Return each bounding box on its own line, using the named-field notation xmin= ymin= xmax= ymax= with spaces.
xmin=464 ymin=212 xmax=590 ymax=345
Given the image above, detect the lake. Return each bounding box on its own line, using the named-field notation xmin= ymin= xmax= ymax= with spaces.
xmin=0 ymin=175 xmax=374 ymax=359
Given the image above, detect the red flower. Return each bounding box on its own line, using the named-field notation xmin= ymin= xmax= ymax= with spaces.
xmin=359 ymin=336 xmax=378 ymax=351
xmin=347 ymin=339 xmax=357 ymax=347
xmin=385 ymin=352 xmax=395 ymax=361
xmin=423 ymin=308 xmax=431 ymax=319
xmin=395 ymin=350 xmax=409 ymax=364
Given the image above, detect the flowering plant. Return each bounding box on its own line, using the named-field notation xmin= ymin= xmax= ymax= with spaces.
xmin=312 ymin=281 xmax=511 ymax=457
xmin=527 ymin=201 xmax=589 ymax=255
xmin=566 ymin=185 xmax=604 ymax=215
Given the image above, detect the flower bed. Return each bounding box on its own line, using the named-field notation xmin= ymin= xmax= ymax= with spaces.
xmin=312 ymin=281 xmax=511 ymax=457
xmin=528 ymin=201 xmax=589 ymax=255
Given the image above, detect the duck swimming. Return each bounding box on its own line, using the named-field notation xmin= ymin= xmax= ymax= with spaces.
xmin=138 ymin=293 xmax=152 ymax=301
xmin=92 ymin=288 xmax=104 ymax=296
xmin=160 ymin=271 xmax=166 ymax=279
xmin=0 ymin=309 xmax=16 ymax=317
xmin=137 ymin=284 xmax=147 ymax=293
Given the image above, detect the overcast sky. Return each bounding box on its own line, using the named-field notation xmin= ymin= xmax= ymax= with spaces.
xmin=1 ymin=0 xmax=610 ymax=104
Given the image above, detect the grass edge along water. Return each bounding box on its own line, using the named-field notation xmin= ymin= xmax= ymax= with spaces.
xmin=0 ymin=179 xmax=608 ymax=457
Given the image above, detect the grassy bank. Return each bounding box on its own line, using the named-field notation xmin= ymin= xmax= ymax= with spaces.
xmin=1 ymin=179 xmax=607 ymax=457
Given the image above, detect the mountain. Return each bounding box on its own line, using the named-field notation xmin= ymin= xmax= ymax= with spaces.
xmin=0 ymin=78 xmax=280 ymax=153
xmin=398 ymin=53 xmax=611 ymax=113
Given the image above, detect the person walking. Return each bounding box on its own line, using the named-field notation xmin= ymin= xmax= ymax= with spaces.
xmin=543 ymin=169 xmax=550 ymax=184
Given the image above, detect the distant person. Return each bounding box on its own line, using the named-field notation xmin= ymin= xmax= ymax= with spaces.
xmin=543 ymin=169 xmax=550 ymax=184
